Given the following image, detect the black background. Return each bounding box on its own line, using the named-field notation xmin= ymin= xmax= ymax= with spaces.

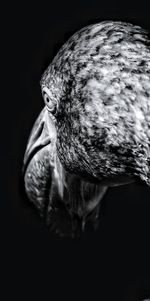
xmin=3 ymin=0 xmax=150 ymax=300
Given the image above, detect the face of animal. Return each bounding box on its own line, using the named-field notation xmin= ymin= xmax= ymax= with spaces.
xmin=23 ymin=86 xmax=108 ymax=235
xmin=23 ymin=20 xmax=150 ymax=236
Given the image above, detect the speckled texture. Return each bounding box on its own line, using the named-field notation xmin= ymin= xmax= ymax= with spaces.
xmin=41 ymin=21 xmax=150 ymax=186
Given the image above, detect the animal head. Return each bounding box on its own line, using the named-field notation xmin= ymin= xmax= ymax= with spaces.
xmin=23 ymin=21 xmax=150 ymax=237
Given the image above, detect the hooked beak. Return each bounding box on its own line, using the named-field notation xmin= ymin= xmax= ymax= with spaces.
xmin=23 ymin=106 xmax=56 ymax=175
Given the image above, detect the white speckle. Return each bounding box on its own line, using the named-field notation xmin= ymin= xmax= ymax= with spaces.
xmin=134 ymin=107 xmax=144 ymax=121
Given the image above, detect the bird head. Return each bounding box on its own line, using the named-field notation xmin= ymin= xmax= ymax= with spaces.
xmin=22 ymin=21 xmax=150 ymax=236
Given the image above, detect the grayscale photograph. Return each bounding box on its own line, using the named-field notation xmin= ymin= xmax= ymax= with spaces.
xmin=3 ymin=0 xmax=150 ymax=300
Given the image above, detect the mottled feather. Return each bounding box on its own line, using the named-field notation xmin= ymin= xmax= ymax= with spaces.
xmin=41 ymin=21 xmax=150 ymax=186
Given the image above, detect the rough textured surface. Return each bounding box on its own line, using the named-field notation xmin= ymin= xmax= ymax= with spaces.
xmin=41 ymin=21 xmax=150 ymax=186
xmin=23 ymin=21 xmax=150 ymax=237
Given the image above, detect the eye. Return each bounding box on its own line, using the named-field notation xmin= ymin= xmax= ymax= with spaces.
xmin=43 ymin=92 xmax=56 ymax=112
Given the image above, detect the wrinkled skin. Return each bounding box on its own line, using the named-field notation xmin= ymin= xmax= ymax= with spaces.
xmin=23 ymin=21 xmax=150 ymax=237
